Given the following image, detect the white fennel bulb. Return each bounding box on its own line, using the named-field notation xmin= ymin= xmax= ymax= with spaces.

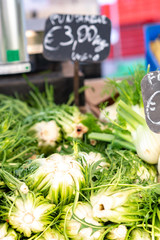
xmin=157 ymin=155 xmax=160 ymax=175
xmin=136 ymin=164 xmax=156 ymax=182
xmin=0 ymin=223 xmax=8 ymax=238
xmin=26 ymin=153 xmax=85 ymax=204
xmin=20 ymin=183 xmax=29 ymax=194
xmin=0 ymin=223 xmax=18 ymax=240
xmin=64 ymin=122 xmax=88 ymax=138
xmin=60 ymin=202 xmax=104 ymax=240
xmin=90 ymin=186 xmax=149 ymax=223
xmin=55 ymin=107 xmax=88 ymax=139
xmin=106 ymin=224 xmax=127 ymax=240
xmin=131 ymin=124 xmax=160 ymax=164
xmin=99 ymin=102 xmax=118 ymax=123
xmin=130 ymin=228 xmax=151 ymax=240
xmin=78 ymin=151 xmax=109 ymax=169
xmin=41 ymin=228 xmax=65 ymax=240
xmin=7 ymin=193 xmax=55 ymax=237
xmin=31 ymin=120 xmax=60 ymax=147
xmin=117 ymin=100 xmax=160 ymax=164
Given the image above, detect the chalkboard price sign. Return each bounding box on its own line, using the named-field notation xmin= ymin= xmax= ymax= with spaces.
xmin=141 ymin=71 xmax=160 ymax=133
xmin=43 ymin=14 xmax=111 ymax=62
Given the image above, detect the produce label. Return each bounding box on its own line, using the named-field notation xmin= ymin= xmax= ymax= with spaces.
xmin=141 ymin=71 xmax=160 ymax=133
xmin=43 ymin=14 xmax=111 ymax=62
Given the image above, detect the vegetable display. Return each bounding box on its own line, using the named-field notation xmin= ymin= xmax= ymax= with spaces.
xmin=25 ymin=153 xmax=85 ymax=205
xmin=0 ymin=66 xmax=160 ymax=239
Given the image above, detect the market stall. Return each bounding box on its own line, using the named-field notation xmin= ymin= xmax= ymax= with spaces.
xmin=1 ymin=1 xmax=160 ymax=240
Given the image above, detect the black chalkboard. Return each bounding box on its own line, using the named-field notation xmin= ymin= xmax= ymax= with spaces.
xmin=141 ymin=71 xmax=160 ymax=133
xmin=43 ymin=14 xmax=111 ymax=63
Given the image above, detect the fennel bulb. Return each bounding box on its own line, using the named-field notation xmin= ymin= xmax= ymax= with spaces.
xmin=0 ymin=223 xmax=8 ymax=238
xmin=157 ymin=156 xmax=160 ymax=175
xmin=6 ymin=193 xmax=55 ymax=237
xmin=99 ymin=102 xmax=118 ymax=123
xmin=0 ymin=223 xmax=17 ymax=240
xmin=131 ymin=124 xmax=160 ymax=164
xmin=117 ymin=100 xmax=160 ymax=164
xmin=90 ymin=187 xmax=149 ymax=223
xmin=136 ymin=163 xmax=157 ymax=182
xmin=31 ymin=120 xmax=60 ymax=148
xmin=60 ymin=202 xmax=104 ymax=240
xmin=55 ymin=107 xmax=88 ymax=139
xmin=40 ymin=228 xmax=65 ymax=240
xmin=91 ymin=190 xmax=131 ymax=222
xmin=61 ymin=122 xmax=88 ymax=139
xmin=130 ymin=228 xmax=151 ymax=240
xmin=19 ymin=183 xmax=29 ymax=194
xmin=106 ymin=224 xmax=127 ymax=240
xmin=78 ymin=151 xmax=109 ymax=169
xmin=26 ymin=153 xmax=85 ymax=204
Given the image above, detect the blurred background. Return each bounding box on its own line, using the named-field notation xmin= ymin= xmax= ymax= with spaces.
xmin=23 ymin=0 xmax=160 ymax=78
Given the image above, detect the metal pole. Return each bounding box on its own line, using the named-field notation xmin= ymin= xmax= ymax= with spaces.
xmin=74 ymin=60 xmax=79 ymax=106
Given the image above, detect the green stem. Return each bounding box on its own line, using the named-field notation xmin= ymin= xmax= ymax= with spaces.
xmin=111 ymin=139 xmax=136 ymax=151
xmin=88 ymin=132 xmax=114 ymax=142
xmin=88 ymin=132 xmax=135 ymax=151
xmin=114 ymin=131 xmax=132 ymax=143
xmin=6 ymin=146 xmax=35 ymax=162
xmin=82 ymin=183 xmax=160 ymax=191
xmin=152 ymin=206 xmax=157 ymax=240
xmin=0 ymin=163 xmax=19 ymax=168
xmin=29 ymin=91 xmax=43 ymax=110
xmin=72 ymin=176 xmax=80 ymax=214
xmin=117 ymin=100 xmax=146 ymax=130
xmin=63 ymin=206 xmax=72 ymax=240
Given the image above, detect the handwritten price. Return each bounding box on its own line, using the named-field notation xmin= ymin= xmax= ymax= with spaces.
xmin=141 ymin=71 xmax=160 ymax=133
xmin=43 ymin=14 xmax=111 ymax=62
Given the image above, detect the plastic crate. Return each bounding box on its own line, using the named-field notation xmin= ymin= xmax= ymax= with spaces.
xmin=107 ymin=24 xmax=144 ymax=59
xmin=120 ymin=24 xmax=144 ymax=57
xmin=118 ymin=0 xmax=160 ymax=25
xmin=143 ymin=23 xmax=160 ymax=71
xmin=100 ymin=0 xmax=160 ymax=26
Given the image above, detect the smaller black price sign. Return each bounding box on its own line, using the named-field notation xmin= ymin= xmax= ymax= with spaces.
xmin=141 ymin=71 xmax=160 ymax=133
xmin=43 ymin=14 xmax=111 ymax=62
